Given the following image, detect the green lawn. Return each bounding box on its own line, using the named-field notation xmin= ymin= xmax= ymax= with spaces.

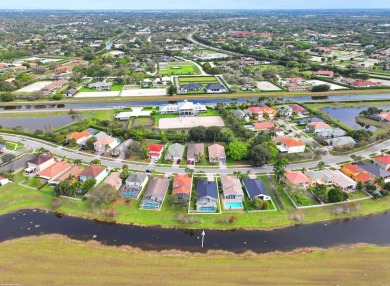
xmin=79 ymin=85 xmax=123 ymax=92
xmin=5 ymin=140 xmax=24 ymax=151
xmin=159 ymin=62 xmax=200 ymax=76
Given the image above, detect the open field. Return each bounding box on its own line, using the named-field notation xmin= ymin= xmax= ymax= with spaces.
xmin=159 ymin=61 xmax=200 ymax=76
xmin=121 ymin=87 xmax=166 ymax=97
xmin=16 ymin=81 xmax=53 ymax=93
xmin=1 ymin=236 xmax=390 ymax=285
xmin=159 ymin=116 xmax=225 ymax=129
xmin=256 ymin=81 xmax=282 ymax=91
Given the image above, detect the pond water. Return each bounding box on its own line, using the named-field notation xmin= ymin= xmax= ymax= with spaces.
xmin=1 ymin=210 xmax=390 ymax=253
xmin=321 ymin=106 xmax=390 ymax=131
xmin=0 ymin=94 xmax=389 ymax=111
xmin=0 ymin=115 xmax=86 ymax=131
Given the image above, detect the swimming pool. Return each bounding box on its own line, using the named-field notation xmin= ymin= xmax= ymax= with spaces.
xmin=224 ymin=201 xmax=244 ymax=209
xmin=199 ymin=206 xmax=216 ymax=212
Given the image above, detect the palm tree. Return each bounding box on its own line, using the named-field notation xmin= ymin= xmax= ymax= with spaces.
xmin=233 ymin=171 xmax=242 ymax=179
xmin=73 ymin=159 xmax=82 ymax=166
xmin=273 ymin=158 xmax=289 ymax=183
xmin=374 ymin=177 xmax=385 ymax=189
xmin=317 ymin=161 xmax=326 ymax=170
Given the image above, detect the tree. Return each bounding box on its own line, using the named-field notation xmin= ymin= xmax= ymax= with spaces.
xmin=1 ymin=92 xmax=14 ymax=102
xmin=317 ymin=161 xmax=326 ymax=170
xmin=249 ymin=145 xmax=272 ymax=167
xmin=167 ymin=85 xmax=177 ymax=96
xmin=85 ymin=137 xmax=97 ymax=150
xmin=120 ymin=168 xmax=130 ymax=182
xmin=273 ymin=158 xmax=289 ymax=183
xmin=253 ymin=197 xmax=264 ymax=210
xmin=227 ymin=141 xmax=248 ymax=161
xmin=205 ymin=126 xmax=223 ymax=142
xmin=88 ymin=183 xmax=118 ymax=206
xmin=189 ymin=126 xmax=207 ymax=141
xmin=328 ymin=186 xmax=348 ymax=203
xmin=184 ymin=167 xmax=195 ymax=177
xmin=312 ymin=84 xmax=331 ymax=92
xmin=2 ymin=153 xmax=16 ymax=164
xmin=52 ymin=92 xmax=63 ymax=100
xmin=81 ymin=178 xmax=96 ymax=194
xmin=90 ymin=159 xmax=101 ymax=165
xmin=73 ymin=159 xmax=82 ymax=165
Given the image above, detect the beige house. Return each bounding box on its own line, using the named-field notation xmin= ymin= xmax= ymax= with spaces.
xmin=208 ymin=144 xmax=226 ymax=163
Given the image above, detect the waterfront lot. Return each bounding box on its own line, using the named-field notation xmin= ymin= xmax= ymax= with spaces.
xmin=158 ymin=116 xmax=225 ymax=129
xmin=75 ymin=91 xmax=120 ymax=98
xmin=16 ymin=81 xmax=53 ymax=93
xmin=178 ymin=76 xmax=219 ymax=85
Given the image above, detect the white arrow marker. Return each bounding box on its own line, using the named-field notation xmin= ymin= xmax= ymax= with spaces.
xmin=201 ymin=230 xmax=206 ymax=248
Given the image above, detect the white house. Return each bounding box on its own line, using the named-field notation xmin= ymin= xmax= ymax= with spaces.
xmin=93 ymin=136 xmax=120 ymax=154
xmin=278 ymin=138 xmax=306 ymax=154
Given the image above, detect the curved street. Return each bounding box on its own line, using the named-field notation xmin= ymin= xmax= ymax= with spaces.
xmin=2 ymin=133 xmax=389 ymax=174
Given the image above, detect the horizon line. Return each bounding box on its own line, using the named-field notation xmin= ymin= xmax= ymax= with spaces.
xmin=0 ymin=8 xmax=389 ymax=11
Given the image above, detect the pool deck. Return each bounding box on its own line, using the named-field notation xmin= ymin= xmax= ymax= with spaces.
xmin=222 ymin=199 xmax=244 ymax=211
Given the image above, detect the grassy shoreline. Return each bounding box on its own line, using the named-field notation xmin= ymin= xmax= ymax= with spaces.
xmin=1 ymin=88 xmax=389 ymax=107
xmin=1 ymin=235 xmax=390 ymax=285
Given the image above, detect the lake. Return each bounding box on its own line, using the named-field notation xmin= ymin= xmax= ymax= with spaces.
xmin=0 ymin=115 xmax=86 ymax=131
xmin=321 ymin=106 xmax=390 ymax=131
xmin=1 ymin=210 xmax=390 ymax=253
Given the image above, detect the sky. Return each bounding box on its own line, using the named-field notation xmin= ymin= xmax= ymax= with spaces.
xmin=0 ymin=0 xmax=389 ymax=10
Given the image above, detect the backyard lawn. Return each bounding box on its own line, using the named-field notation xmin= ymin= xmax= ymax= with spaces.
xmin=159 ymin=62 xmax=200 ymax=76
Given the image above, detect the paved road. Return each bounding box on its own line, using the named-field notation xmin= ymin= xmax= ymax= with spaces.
xmin=2 ymin=134 xmax=389 ymax=175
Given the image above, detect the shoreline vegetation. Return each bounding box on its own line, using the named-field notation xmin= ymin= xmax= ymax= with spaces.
xmin=1 ymin=235 xmax=390 ymax=285
xmin=0 ymin=88 xmax=389 ymax=107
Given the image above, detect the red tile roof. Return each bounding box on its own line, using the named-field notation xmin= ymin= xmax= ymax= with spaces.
xmin=80 ymin=164 xmax=105 ymax=178
xmin=38 ymin=161 xmax=72 ymax=179
xmin=254 ymin=121 xmax=275 ymax=130
xmin=285 ymin=171 xmax=310 ymax=185
xmin=375 ymin=155 xmax=390 ymax=165
xmin=282 ymin=138 xmax=305 ymax=147
xmin=354 ymin=172 xmax=372 ymax=183
xmin=66 ymin=131 xmax=91 ymax=141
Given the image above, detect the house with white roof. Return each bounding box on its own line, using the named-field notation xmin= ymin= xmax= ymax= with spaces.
xmin=159 ymin=100 xmax=206 ymax=116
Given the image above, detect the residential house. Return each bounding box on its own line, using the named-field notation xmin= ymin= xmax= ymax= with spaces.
xmin=179 ymin=83 xmax=203 ymax=93
xmin=93 ymin=136 xmax=120 ymax=154
xmin=285 ymin=83 xmax=307 ymax=91
xmin=323 ymin=170 xmax=357 ymax=192
xmin=55 ymin=66 xmax=73 ymax=74
xmin=187 ymin=143 xmax=205 ymax=163
xmin=26 ymin=154 xmax=55 ymax=172
xmin=38 ymin=160 xmax=72 ymax=180
xmin=278 ymin=138 xmax=306 ymax=154
xmin=290 ymin=104 xmax=309 ymax=115
xmin=63 ymin=88 xmax=78 ymax=97
xmin=208 ymin=144 xmax=226 ymax=163
xmin=306 ymin=122 xmax=332 ymax=133
xmin=196 ymin=179 xmax=219 ymax=212
xmin=316 ymin=70 xmax=334 ymax=77
xmin=121 ymin=172 xmax=149 ymax=199
xmin=378 ymin=112 xmax=390 ymax=122
xmin=172 ymin=174 xmax=192 ymax=202
xmin=79 ymin=164 xmax=108 ymax=185
xmin=304 ymin=170 xmax=333 ymax=186
xmin=148 ymin=144 xmax=165 ymax=160
xmin=0 ymin=176 xmax=10 ymax=186
xmin=331 ymin=136 xmax=356 ymax=148
xmin=253 ymin=121 xmax=275 ymax=132
xmin=205 ymin=83 xmax=228 ymax=94
xmin=286 ymin=77 xmax=307 ymax=85
xmin=247 ymin=106 xmax=277 ymax=119
xmin=357 ymin=163 xmax=390 ymax=180
xmin=374 ymin=155 xmax=390 ymax=171
xmin=159 ymin=100 xmax=206 ymax=116
xmin=108 ymin=50 xmax=125 ymax=58
xmin=220 ymin=175 xmax=244 ymax=200
xmin=0 ymin=144 xmax=6 ymax=153
xmin=49 ymin=165 xmax=85 ymax=186
xmin=66 ymin=131 xmax=92 ymax=145
xmin=317 ymin=128 xmax=347 ymax=139
xmin=41 ymin=80 xmax=67 ymax=92
xmin=88 ymin=82 xmax=112 ymax=90
xmin=297 ymin=117 xmax=324 ymax=126
xmin=276 ymin=105 xmax=293 ymax=117
xmin=232 ymin=109 xmax=248 ymax=121
xmin=103 ymin=172 xmax=122 ymax=190
xmin=341 ymin=164 xmax=373 ymax=183
xmin=242 ymin=178 xmax=271 ymax=200
xmin=164 ymin=143 xmax=185 ymax=162
xmin=139 ymin=177 xmax=170 ymax=210
xmin=284 ymin=171 xmax=310 ymax=189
